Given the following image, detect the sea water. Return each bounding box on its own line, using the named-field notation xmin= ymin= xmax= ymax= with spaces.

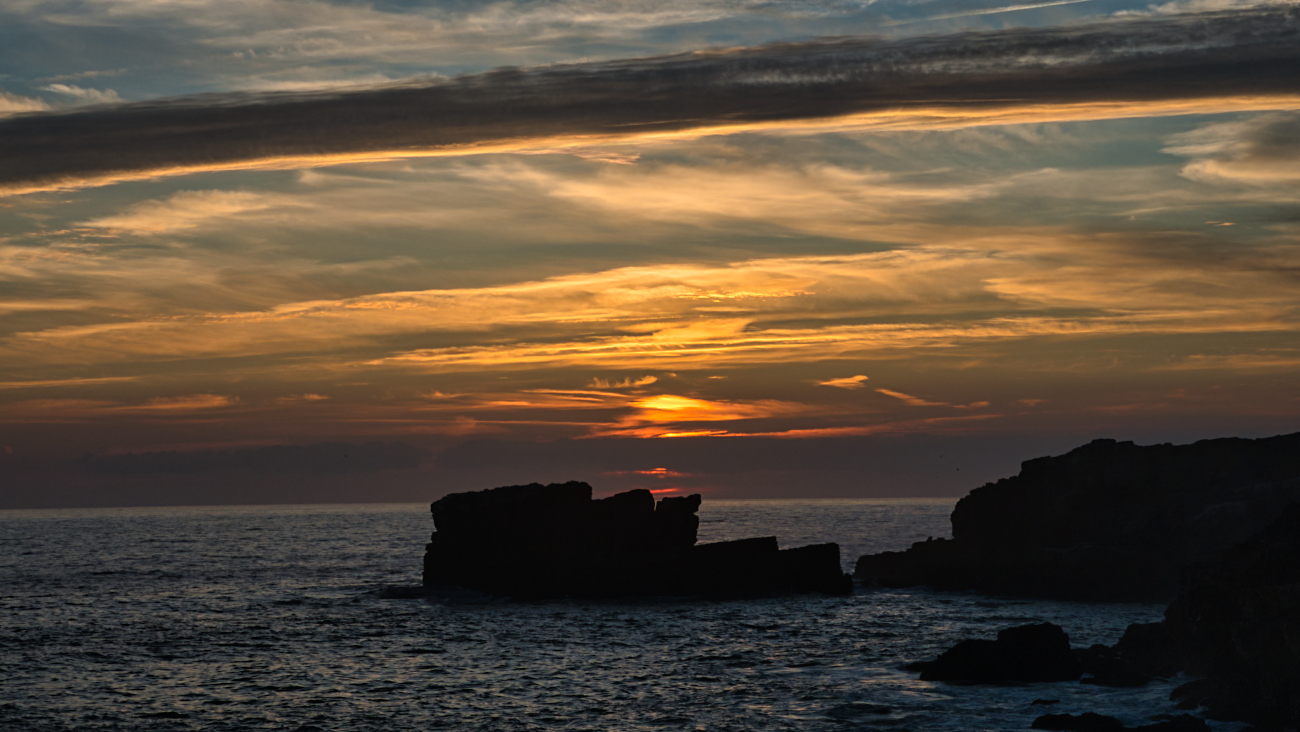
xmin=0 ymin=500 xmax=1233 ymax=732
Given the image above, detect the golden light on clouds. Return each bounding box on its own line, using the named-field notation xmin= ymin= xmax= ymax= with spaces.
xmin=588 ymin=375 xmax=658 ymax=388
xmin=0 ymin=394 xmax=241 ymax=424
xmin=6 ymin=95 xmax=1300 ymax=197
xmin=628 ymin=394 xmax=795 ymax=422
xmin=818 ymin=375 xmax=870 ymax=389
xmin=4 ymin=1 xmax=1300 ymax=509
xmin=602 ymin=467 xmax=692 ymax=477
xmin=875 ymin=389 xmax=947 ymax=407
xmin=4 ymin=235 xmax=1298 ymax=381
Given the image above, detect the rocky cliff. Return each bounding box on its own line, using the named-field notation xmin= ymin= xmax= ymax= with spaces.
xmin=1157 ymin=504 xmax=1300 ymax=727
xmin=423 ymin=481 xmax=852 ymax=599
xmin=854 ymin=432 xmax=1300 ymax=601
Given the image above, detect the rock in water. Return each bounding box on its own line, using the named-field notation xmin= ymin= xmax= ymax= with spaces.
xmin=919 ymin=622 xmax=1082 ymax=683
xmin=1072 ymin=505 xmax=1300 ymax=729
xmin=855 ymin=432 xmax=1300 ymax=602
xmin=1166 ymin=504 xmax=1300 ymax=727
xmin=1131 ymin=716 xmax=1210 ymax=732
xmin=1032 ymin=713 xmax=1125 ymax=731
xmin=1033 ymin=713 xmax=1210 ymax=732
xmin=777 ymin=542 xmax=854 ymax=595
xmin=422 ymin=481 xmax=852 ymax=599
xmin=1073 ymin=644 xmax=1153 ymax=688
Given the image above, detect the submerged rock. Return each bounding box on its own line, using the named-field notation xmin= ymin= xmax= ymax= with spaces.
xmin=855 ymin=432 xmax=1300 ymax=602
xmin=1032 ymin=713 xmax=1209 ymax=732
xmin=917 ymin=622 xmax=1082 ymax=683
xmin=422 ymin=481 xmax=852 ymax=599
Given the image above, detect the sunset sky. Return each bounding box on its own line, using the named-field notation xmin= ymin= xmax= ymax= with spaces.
xmin=2 ymin=0 xmax=1298 ymax=508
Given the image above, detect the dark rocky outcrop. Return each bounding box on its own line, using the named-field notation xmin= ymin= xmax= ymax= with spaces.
xmin=1100 ymin=504 xmax=1300 ymax=729
xmin=912 ymin=623 xmax=1216 ymax=728
xmin=422 ymin=481 xmax=852 ymax=599
xmin=914 ymin=622 xmax=1082 ymax=683
xmin=913 ymin=621 xmax=1169 ymax=688
xmin=1073 ymin=644 xmax=1153 ymax=688
xmin=855 ymin=433 xmax=1300 ymax=602
xmin=1032 ymin=713 xmax=1208 ymax=732
xmin=1132 ymin=717 xmax=1211 ymax=732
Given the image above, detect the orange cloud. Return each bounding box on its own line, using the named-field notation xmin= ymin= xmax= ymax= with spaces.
xmin=138 ymin=394 xmax=240 ymax=410
xmin=274 ymin=393 xmax=330 ymax=403
xmin=588 ymin=375 xmax=658 ymax=389
xmin=817 ymin=374 xmax=869 ymax=389
xmin=629 ymin=394 xmax=790 ymax=423
xmin=734 ymin=412 xmax=1005 ymax=437
xmin=0 ymin=394 xmax=240 ymax=423
xmin=0 ymin=376 xmax=138 ymax=391
xmin=656 ymin=430 xmax=732 ymax=438
xmin=602 ymin=467 xmax=693 ymax=478
xmin=875 ymin=388 xmax=947 ymax=407
xmin=576 ymin=393 xmax=814 ymax=438
xmin=7 ymin=238 xmax=1295 ymax=382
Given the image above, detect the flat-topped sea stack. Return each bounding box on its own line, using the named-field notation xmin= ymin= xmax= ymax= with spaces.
xmin=855 ymin=432 xmax=1300 ymax=602
xmin=422 ymin=481 xmax=852 ymax=599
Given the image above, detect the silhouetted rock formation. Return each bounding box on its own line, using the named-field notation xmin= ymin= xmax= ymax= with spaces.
xmin=910 ymin=622 xmax=1082 ymax=683
xmin=1095 ymin=504 xmax=1300 ymax=729
xmin=911 ymin=623 xmax=1216 ymax=729
xmin=1073 ymin=644 xmax=1154 ymax=688
xmin=855 ymin=433 xmax=1300 ymax=601
xmin=1031 ymin=713 xmax=1208 ymax=732
xmin=422 ymin=481 xmax=853 ymax=599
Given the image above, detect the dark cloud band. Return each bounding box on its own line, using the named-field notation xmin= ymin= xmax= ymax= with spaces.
xmin=3 ymin=7 xmax=1299 ymax=192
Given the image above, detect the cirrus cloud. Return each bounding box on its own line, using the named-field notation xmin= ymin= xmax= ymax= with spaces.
xmin=3 ymin=7 xmax=1299 ymax=195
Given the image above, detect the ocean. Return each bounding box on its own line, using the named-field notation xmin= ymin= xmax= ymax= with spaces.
xmin=0 ymin=499 xmax=1234 ymax=732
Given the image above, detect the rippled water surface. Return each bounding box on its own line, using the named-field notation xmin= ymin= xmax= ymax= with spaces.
xmin=0 ymin=500 xmax=1218 ymax=731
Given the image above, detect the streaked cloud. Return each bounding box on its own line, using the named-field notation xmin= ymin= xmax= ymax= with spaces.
xmin=718 ymin=413 xmax=1006 ymax=438
xmin=83 ymin=190 xmax=286 ymax=233
xmin=885 ymin=0 xmax=1095 ymax=25
xmin=602 ymin=467 xmax=692 ymax=478
xmin=589 ymin=375 xmax=658 ymax=388
xmin=4 ymin=231 xmax=1297 ymax=377
xmin=817 ymin=374 xmax=870 ymax=389
xmin=0 ymin=394 xmax=239 ymax=423
xmin=0 ymin=90 xmax=50 ymax=116
xmin=1166 ymin=112 xmax=1300 ymax=185
xmin=138 ymin=393 xmax=238 ymax=410
xmin=40 ymin=83 xmax=122 ymax=105
xmin=876 ymin=388 xmax=947 ymax=407
xmin=3 ymin=7 xmax=1299 ymax=194
xmin=1154 ymin=352 xmax=1300 ymax=371
xmin=0 ymin=376 xmax=137 ymax=391
xmin=592 ymin=393 xmax=813 ymax=438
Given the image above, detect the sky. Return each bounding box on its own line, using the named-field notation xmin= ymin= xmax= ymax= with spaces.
xmin=1 ymin=0 xmax=1298 ymax=508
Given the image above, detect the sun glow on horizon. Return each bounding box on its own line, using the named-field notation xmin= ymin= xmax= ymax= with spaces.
xmin=4 ymin=1 xmax=1300 ymax=505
